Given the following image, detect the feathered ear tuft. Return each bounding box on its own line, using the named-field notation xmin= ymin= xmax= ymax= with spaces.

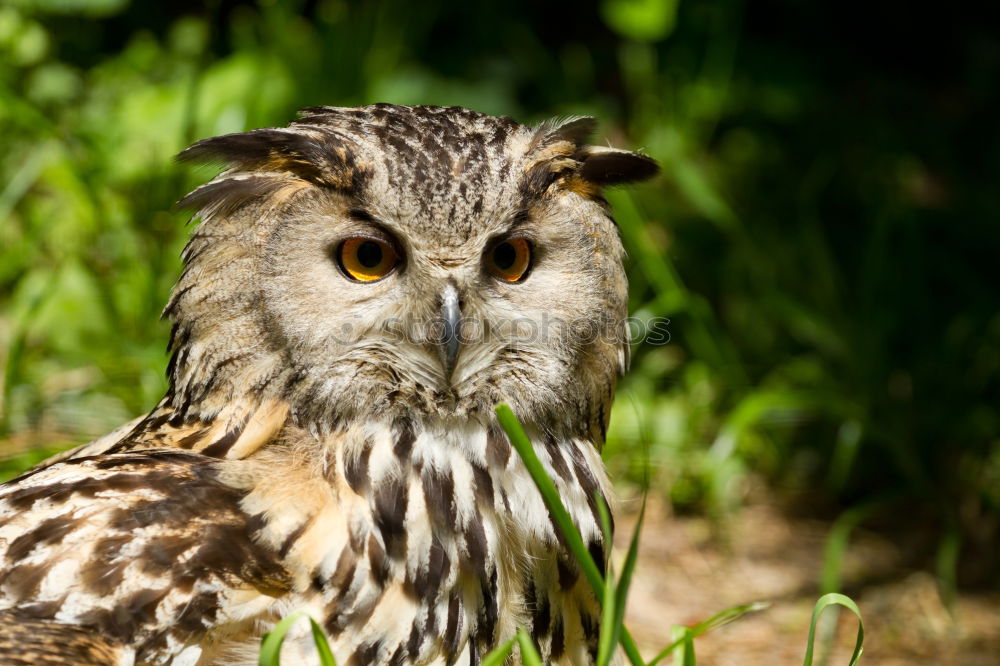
xmin=576 ymin=145 xmax=660 ymax=186
xmin=552 ymin=117 xmax=599 ymax=146
xmin=176 ymin=128 xmax=366 ymax=191
xmin=529 ymin=117 xmax=659 ymax=194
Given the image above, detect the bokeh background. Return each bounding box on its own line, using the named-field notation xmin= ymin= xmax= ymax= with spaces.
xmin=1 ymin=0 xmax=998 ymax=662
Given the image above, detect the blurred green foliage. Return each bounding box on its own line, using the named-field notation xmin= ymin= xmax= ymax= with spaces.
xmin=1 ymin=0 xmax=998 ymax=583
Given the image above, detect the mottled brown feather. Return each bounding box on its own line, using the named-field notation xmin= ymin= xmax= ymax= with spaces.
xmin=0 ymin=613 xmax=124 ymax=665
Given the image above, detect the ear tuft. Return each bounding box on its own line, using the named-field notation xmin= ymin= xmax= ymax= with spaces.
xmin=577 ymin=146 xmax=659 ymax=186
xmin=176 ymin=128 xmax=363 ymax=191
xmin=552 ymin=117 xmax=598 ymax=146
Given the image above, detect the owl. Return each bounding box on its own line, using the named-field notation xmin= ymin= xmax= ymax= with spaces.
xmin=0 ymin=104 xmax=657 ymax=665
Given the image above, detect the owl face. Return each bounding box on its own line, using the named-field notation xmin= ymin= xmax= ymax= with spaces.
xmin=170 ymin=105 xmax=657 ymax=437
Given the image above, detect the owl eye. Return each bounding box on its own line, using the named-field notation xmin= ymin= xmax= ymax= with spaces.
xmin=486 ymin=237 xmax=532 ymax=282
xmin=337 ymin=237 xmax=399 ymax=282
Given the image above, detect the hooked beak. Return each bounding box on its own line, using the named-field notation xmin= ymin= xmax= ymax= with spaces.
xmin=437 ymin=281 xmax=462 ymax=380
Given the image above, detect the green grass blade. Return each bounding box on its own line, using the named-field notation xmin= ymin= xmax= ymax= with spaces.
xmin=648 ymin=601 xmax=769 ymax=666
xmin=614 ymin=496 xmax=644 ymax=634
xmin=683 ymin=630 xmax=696 ymax=666
xmin=664 ymin=625 xmax=695 ymax=666
xmin=802 ymin=593 xmax=864 ymax=666
xmin=688 ymin=601 xmax=771 ymax=637
xmin=495 ymin=404 xmax=645 ymax=666
xmin=599 ymin=492 xmax=644 ymax=666
xmin=259 ymin=611 xmax=338 ymax=666
xmin=821 ymin=504 xmax=873 ymax=595
xmin=936 ymin=522 xmax=960 ymax=615
xmin=595 ymin=493 xmax=618 ymax=666
xmin=481 ymin=637 xmax=516 ymax=666
xmin=308 ymin=616 xmax=338 ymax=666
xmin=596 ymin=560 xmax=617 ymax=666
xmin=495 ymin=404 xmax=604 ymax=595
xmin=260 ymin=611 xmax=307 ymax=666
xmin=516 ymin=628 xmax=544 ymax=666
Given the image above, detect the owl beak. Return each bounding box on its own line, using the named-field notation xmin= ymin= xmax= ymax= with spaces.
xmin=437 ymin=281 xmax=462 ymax=380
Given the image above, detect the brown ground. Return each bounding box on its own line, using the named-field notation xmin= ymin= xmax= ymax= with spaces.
xmin=616 ymin=498 xmax=1000 ymax=665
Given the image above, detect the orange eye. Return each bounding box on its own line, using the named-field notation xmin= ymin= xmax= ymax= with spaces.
xmin=338 ymin=237 xmax=399 ymax=282
xmin=486 ymin=237 xmax=532 ymax=282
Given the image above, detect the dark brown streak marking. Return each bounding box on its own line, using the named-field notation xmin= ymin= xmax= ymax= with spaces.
xmin=531 ymin=587 xmax=552 ymax=648
xmin=367 ymin=533 xmax=389 ymax=587
xmin=140 ymin=536 xmax=193 ymax=577
xmin=4 ymin=472 xmax=146 ymax=512
xmin=278 ymin=514 xmax=316 ymax=559
xmin=470 ymin=462 xmax=494 ymax=513
xmin=405 ymin=536 xmax=448 ymax=604
xmin=406 ymin=621 xmax=423 ymax=660
xmin=476 ymin=569 xmax=499 ymax=650
xmin=544 ymin=433 xmax=572 ymax=482
xmin=80 ymin=534 xmax=132 ymax=596
xmin=551 ymin=615 xmax=566 ymax=660
xmin=588 ymin=539 xmax=607 ymax=579
xmin=93 ymin=450 xmax=205 ymax=469
xmin=580 ymin=607 xmax=600 ymax=662
xmin=387 ymin=644 xmax=407 ymax=666
xmin=121 ymin=587 xmax=171 ymax=634
xmin=5 ymin=515 xmax=78 ymax=562
xmin=348 ymin=639 xmax=383 ymax=666
xmin=485 ymin=424 xmax=510 ymax=468
xmin=326 ymin=588 xmax=381 ymax=637
xmin=344 ymin=442 xmax=373 ymax=494
xmin=557 ymin=556 xmax=579 ymax=591
xmin=393 ymin=420 xmax=416 ymax=459
xmin=567 ymin=442 xmax=613 ymax=537
xmin=172 ymin=590 xmax=220 ymax=635
xmin=0 ymin=612 xmax=122 ymax=665
xmin=463 ymin=513 xmax=488 ymax=579
xmin=200 ymin=410 xmax=251 ymax=457
xmin=373 ymin=474 xmax=408 ymax=560
xmin=329 ymin=546 xmax=357 ymax=591
xmin=8 ymin=598 xmax=64 ymax=620
xmin=0 ymin=562 xmax=52 ymax=601
xmin=422 ymin=466 xmax=456 ymax=530
xmin=176 ymin=428 xmax=211 ymax=450
xmin=444 ymin=593 xmax=464 ymax=663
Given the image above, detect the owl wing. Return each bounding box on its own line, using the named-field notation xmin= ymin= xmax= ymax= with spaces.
xmin=0 ymin=612 xmax=125 ymax=665
xmin=0 ymin=449 xmax=294 ymax=664
xmin=26 ymin=395 xmax=291 ymax=478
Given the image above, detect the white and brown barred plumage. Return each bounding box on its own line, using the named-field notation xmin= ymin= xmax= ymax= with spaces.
xmin=0 ymin=104 xmax=658 ymax=665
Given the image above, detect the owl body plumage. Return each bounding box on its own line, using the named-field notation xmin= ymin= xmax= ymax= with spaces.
xmin=0 ymin=105 xmax=657 ymax=664
xmin=0 ymin=418 xmax=605 ymax=665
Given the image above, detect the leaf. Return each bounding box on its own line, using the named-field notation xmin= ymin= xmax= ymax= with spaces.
xmin=309 ymin=617 xmax=338 ymax=666
xmin=596 ymin=555 xmax=617 ymax=666
xmin=259 ymin=611 xmax=338 ymax=666
xmin=648 ymin=601 xmax=770 ymax=666
xmin=516 ymin=628 xmax=543 ymax=666
xmin=802 ymin=593 xmax=864 ymax=666
xmin=613 ymin=496 xmax=645 ymax=646
xmin=481 ymin=637 xmax=516 ymax=666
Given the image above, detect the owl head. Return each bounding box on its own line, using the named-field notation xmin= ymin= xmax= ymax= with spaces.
xmin=167 ymin=104 xmax=657 ymax=441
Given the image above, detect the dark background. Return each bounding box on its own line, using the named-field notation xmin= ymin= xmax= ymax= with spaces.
xmin=1 ymin=0 xmax=998 ymax=599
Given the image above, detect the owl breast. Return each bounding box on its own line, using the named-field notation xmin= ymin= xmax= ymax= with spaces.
xmin=211 ymin=418 xmax=610 ymax=665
